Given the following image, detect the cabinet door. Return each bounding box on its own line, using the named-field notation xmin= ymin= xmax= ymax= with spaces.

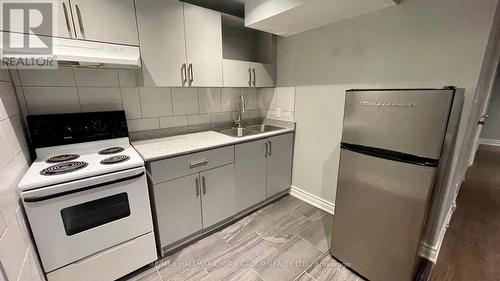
xmin=154 ymin=174 xmax=202 ymax=247
xmin=267 ymin=133 xmax=294 ymax=197
xmin=235 ymin=140 xmax=267 ymax=212
xmin=0 ymin=0 xmax=75 ymax=38
xmin=135 ymin=0 xmax=187 ymax=87
xmin=184 ymin=3 xmax=223 ymax=87
xmin=200 ymin=164 xmax=236 ymax=228
xmin=70 ymin=0 xmax=139 ymax=45
xmin=252 ymin=63 xmax=275 ymax=87
xmin=223 ymin=59 xmax=252 ymax=88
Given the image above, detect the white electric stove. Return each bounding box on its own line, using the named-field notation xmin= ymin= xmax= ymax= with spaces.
xmin=18 ymin=111 xmax=157 ymax=281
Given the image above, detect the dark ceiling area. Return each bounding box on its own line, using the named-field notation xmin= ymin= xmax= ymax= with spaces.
xmin=180 ymin=0 xmax=245 ymax=18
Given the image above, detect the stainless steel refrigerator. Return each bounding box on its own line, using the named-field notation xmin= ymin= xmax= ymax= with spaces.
xmin=330 ymin=88 xmax=463 ymax=281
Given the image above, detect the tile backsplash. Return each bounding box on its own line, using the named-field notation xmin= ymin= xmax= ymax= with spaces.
xmin=11 ymin=69 xmax=296 ymax=132
xmin=0 ymin=70 xmax=44 ymax=281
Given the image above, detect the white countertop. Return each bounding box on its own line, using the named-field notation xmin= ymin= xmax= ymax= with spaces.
xmin=132 ymin=129 xmax=294 ymax=161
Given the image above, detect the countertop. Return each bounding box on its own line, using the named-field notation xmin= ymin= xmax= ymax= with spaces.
xmin=132 ymin=128 xmax=294 ymax=161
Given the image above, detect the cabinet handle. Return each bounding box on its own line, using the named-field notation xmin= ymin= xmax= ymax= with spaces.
xmin=252 ymin=68 xmax=256 ymax=87
xmin=188 ymin=63 xmax=194 ymax=86
xmin=189 ymin=159 xmax=208 ymax=168
xmin=195 ymin=177 xmax=200 ymax=197
xmin=202 ymin=176 xmax=206 ymax=195
xmin=265 ymin=142 xmax=268 ymax=157
xmin=62 ymin=3 xmax=72 ymax=38
xmin=268 ymin=141 xmax=272 ymax=156
xmin=75 ymin=4 xmax=85 ymax=38
xmin=248 ymin=68 xmax=252 ymax=86
xmin=181 ymin=63 xmax=187 ymax=86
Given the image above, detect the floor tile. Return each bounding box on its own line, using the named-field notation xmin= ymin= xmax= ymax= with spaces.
xmin=298 ymin=215 xmax=333 ymax=252
xmin=261 ymin=211 xmax=314 ymax=244
xmin=205 ymin=233 xmax=281 ymax=280
xmin=306 ymin=253 xmax=360 ymax=281
xmin=218 ymin=210 xmax=265 ymax=243
xmin=123 ymin=267 xmax=162 ymax=281
xmin=262 ymin=196 xmax=305 ymax=218
xmin=295 ymin=272 xmax=316 ymax=281
xmin=166 ymin=266 xmax=212 ymax=281
xmin=294 ymin=204 xmax=327 ymax=222
xmin=223 ymin=268 xmax=264 ymax=281
xmin=157 ymin=233 xmax=228 ymax=280
xmin=255 ymin=236 xmax=323 ymax=281
xmin=219 ymin=196 xmax=310 ymax=244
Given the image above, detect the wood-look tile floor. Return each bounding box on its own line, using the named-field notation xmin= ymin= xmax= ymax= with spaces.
xmin=123 ymin=195 xmax=361 ymax=281
xmin=429 ymin=145 xmax=500 ymax=281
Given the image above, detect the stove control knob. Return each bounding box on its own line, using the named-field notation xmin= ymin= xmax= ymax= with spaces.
xmin=93 ymin=120 xmax=107 ymax=132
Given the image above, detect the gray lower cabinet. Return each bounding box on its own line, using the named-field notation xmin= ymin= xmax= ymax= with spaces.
xmin=200 ymin=164 xmax=236 ymax=227
xmin=235 ymin=133 xmax=294 ymax=210
xmin=235 ymin=139 xmax=268 ymax=212
xmin=151 ymin=133 xmax=293 ymax=250
xmin=153 ymin=163 xmax=236 ymax=248
xmin=154 ymin=173 xmax=202 ymax=247
xmin=267 ymin=133 xmax=294 ymax=197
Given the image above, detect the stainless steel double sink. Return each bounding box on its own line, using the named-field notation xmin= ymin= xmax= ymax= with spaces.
xmin=219 ymin=124 xmax=284 ymax=138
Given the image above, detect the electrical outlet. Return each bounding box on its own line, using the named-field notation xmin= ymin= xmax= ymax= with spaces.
xmin=276 ymin=107 xmax=281 ymax=118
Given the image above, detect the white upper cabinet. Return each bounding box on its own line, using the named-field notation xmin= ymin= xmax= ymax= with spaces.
xmin=0 ymin=0 xmax=75 ymax=38
xmin=1 ymin=0 xmax=139 ymax=45
xmin=252 ymin=62 xmax=274 ymax=87
xmin=223 ymin=59 xmax=252 ymax=87
xmin=71 ymin=0 xmax=139 ymax=45
xmin=221 ymin=14 xmax=276 ymax=88
xmin=184 ymin=3 xmax=223 ymax=87
xmin=245 ymin=0 xmax=399 ymax=36
xmin=136 ymin=1 xmax=223 ymax=87
xmin=136 ymin=0 xmax=187 ymax=87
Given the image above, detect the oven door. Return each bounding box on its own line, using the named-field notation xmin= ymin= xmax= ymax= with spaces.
xmin=21 ymin=167 xmax=154 ymax=273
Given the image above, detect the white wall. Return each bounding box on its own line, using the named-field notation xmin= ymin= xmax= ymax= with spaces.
xmin=0 ymin=70 xmax=44 ymax=281
xmin=277 ymin=0 xmax=499 ymax=260
xmin=481 ymin=67 xmax=500 ymax=141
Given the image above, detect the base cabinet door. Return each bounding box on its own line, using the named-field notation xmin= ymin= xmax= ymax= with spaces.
xmin=200 ymin=164 xmax=236 ymax=228
xmin=235 ymin=140 xmax=267 ymax=212
xmin=154 ymin=174 xmax=202 ymax=247
xmin=266 ymin=133 xmax=294 ymax=197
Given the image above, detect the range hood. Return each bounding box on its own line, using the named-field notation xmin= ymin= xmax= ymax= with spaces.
xmin=1 ymin=32 xmax=141 ymax=69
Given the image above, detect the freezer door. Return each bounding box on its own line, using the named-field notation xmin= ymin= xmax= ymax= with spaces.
xmin=343 ymin=89 xmax=454 ymax=159
xmin=331 ymin=149 xmax=436 ymax=281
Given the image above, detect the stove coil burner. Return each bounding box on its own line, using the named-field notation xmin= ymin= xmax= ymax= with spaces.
xmin=98 ymin=147 xmax=125 ymax=155
xmin=100 ymin=155 xmax=130 ymax=165
xmin=45 ymin=154 xmax=80 ymax=163
xmin=40 ymin=161 xmax=88 ymax=176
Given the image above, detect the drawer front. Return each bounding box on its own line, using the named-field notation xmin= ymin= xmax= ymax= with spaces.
xmin=46 ymin=232 xmax=157 ymax=281
xmin=150 ymin=146 xmax=235 ymax=183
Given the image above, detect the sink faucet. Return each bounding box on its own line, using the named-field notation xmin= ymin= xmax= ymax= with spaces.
xmin=234 ymin=95 xmax=246 ymax=128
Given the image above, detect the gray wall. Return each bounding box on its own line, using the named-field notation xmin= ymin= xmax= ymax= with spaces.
xmin=481 ymin=67 xmax=500 ymax=140
xmin=276 ymin=0 xmax=499 ymax=260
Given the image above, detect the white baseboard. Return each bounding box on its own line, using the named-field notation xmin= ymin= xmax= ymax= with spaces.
xmin=479 ymin=138 xmax=500 ymax=146
xmin=418 ymin=202 xmax=456 ymax=263
xmin=290 ymin=186 xmax=335 ymax=215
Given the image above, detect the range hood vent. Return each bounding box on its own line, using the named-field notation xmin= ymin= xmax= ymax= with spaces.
xmin=1 ymin=32 xmax=141 ymax=69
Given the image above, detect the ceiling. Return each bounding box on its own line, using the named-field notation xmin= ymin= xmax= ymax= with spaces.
xmin=180 ymin=0 xmax=245 ymax=18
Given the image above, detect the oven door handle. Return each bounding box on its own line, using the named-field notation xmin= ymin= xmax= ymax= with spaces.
xmin=23 ymin=171 xmax=145 ymax=203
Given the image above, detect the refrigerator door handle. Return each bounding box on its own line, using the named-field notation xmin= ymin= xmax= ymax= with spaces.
xmin=341 ymin=142 xmax=439 ymax=167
